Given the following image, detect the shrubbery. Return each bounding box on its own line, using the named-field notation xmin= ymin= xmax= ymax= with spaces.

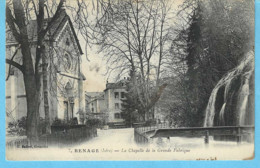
xmin=8 ymin=117 xmax=47 ymax=136
xmin=8 ymin=117 xmax=26 ymax=136
xmin=52 ymin=117 xmax=78 ymax=126
xmin=85 ymin=118 xmax=103 ymax=128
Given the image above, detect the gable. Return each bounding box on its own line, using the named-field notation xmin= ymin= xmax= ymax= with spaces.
xmin=52 ymin=15 xmax=83 ymax=54
xmin=6 ymin=11 xmax=83 ymax=55
xmin=54 ymin=18 xmax=82 ymax=55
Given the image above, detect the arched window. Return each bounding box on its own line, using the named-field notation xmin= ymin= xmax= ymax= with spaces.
xmin=66 ymin=38 xmax=70 ymax=46
xmin=63 ymin=53 xmax=71 ymax=71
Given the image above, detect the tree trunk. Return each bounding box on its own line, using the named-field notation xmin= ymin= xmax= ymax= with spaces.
xmin=22 ymin=41 xmax=41 ymax=143
xmin=6 ymin=0 xmax=41 ymax=143
xmin=23 ymin=70 xmax=40 ymax=143
xmin=42 ymin=47 xmax=51 ymax=134
xmin=6 ymin=0 xmax=65 ymax=143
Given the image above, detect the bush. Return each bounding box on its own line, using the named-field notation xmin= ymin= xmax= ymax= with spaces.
xmin=85 ymin=118 xmax=103 ymax=128
xmin=8 ymin=117 xmax=47 ymax=136
xmin=144 ymin=119 xmax=156 ymax=126
xmin=52 ymin=117 xmax=64 ymax=126
xmin=52 ymin=117 xmax=78 ymax=126
xmin=68 ymin=117 xmax=78 ymax=125
xmin=7 ymin=117 xmax=27 ymax=136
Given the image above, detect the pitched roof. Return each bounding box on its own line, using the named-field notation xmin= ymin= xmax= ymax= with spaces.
xmin=85 ymin=92 xmax=104 ymax=102
xmin=6 ymin=10 xmax=83 ymax=54
xmin=85 ymin=92 xmax=103 ymax=98
xmin=104 ymin=80 xmax=127 ymax=91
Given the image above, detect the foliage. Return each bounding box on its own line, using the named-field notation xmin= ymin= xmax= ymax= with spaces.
xmin=121 ymin=70 xmax=168 ymax=123
xmin=7 ymin=117 xmax=27 ymax=136
xmin=79 ymin=0 xmax=171 ymax=119
xmin=144 ymin=119 xmax=156 ymax=126
xmin=68 ymin=117 xmax=79 ymax=126
xmin=162 ymin=0 xmax=254 ymax=127
xmin=85 ymin=118 xmax=103 ymax=128
xmin=52 ymin=117 xmax=79 ymax=126
xmin=7 ymin=117 xmax=48 ymax=136
xmin=121 ymin=71 xmax=143 ymax=123
xmin=52 ymin=117 xmax=64 ymax=126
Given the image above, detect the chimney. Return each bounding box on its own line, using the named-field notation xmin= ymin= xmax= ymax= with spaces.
xmin=61 ymin=0 xmax=66 ymax=10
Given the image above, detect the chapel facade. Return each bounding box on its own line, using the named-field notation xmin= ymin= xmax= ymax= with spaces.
xmin=6 ymin=9 xmax=86 ymax=127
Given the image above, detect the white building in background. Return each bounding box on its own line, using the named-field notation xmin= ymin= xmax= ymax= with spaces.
xmin=85 ymin=80 xmax=127 ymax=124
xmin=104 ymin=80 xmax=127 ymax=123
xmin=85 ymin=92 xmax=107 ymax=121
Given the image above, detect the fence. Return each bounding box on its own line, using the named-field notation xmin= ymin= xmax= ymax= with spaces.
xmin=107 ymin=122 xmax=127 ymax=129
xmin=134 ymin=122 xmax=170 ymax=144
xmin=134 ymin=124 xmax=255 ymax=145
xmin=135 ymin=122 xmax=169 ymax=133
xmin=39 ymin=126 xmax=97 ymax=147
xmin=6 ymin=126 xmax=97 ymax=148
xmin=151 ymin=125 xmax=255 ymax=144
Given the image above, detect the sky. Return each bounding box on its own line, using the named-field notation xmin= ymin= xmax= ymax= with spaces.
xmin=65 ymin=0 xmax=184 ymax=92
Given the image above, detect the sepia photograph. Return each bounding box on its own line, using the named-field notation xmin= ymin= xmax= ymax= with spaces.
xmin=4 ymin=0 xmax=255 ymax=161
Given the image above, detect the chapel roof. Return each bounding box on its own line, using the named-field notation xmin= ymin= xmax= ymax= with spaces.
xmin=6 ymin=10 xmax=83 ymax=54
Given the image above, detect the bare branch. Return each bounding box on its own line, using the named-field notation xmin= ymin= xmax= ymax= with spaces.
xmin=6 ymin=45 xmax=21 ymax=81
xmin=6 ymin=5 xmax=21 ymax=42
xmin=6 ymin=58 xmax=24 ymax=73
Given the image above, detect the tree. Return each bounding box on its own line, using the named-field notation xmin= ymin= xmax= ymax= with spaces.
xmin=6 ymin=0 xmax=65 ymax=142
xmin=183 ymin=3 xmax=206 ymax=126
xmin=166 ymin=0 xmax=254 ymax=127
xmin=121 ymin=71 xmax=142 ymax=123
xmin=76 ymin=0 xmax=172 ymax=120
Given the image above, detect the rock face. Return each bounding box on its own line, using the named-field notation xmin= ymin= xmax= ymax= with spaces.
xmin=204 ymin=51 xmax=254 ymax=127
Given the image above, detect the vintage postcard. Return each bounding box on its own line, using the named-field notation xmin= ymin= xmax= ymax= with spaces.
xmin=5 ymin=0 xmax=255 ymax=161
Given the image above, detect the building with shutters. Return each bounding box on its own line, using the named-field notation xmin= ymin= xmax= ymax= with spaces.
xmin=85 ymin=80 xmax=127 ymax=124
